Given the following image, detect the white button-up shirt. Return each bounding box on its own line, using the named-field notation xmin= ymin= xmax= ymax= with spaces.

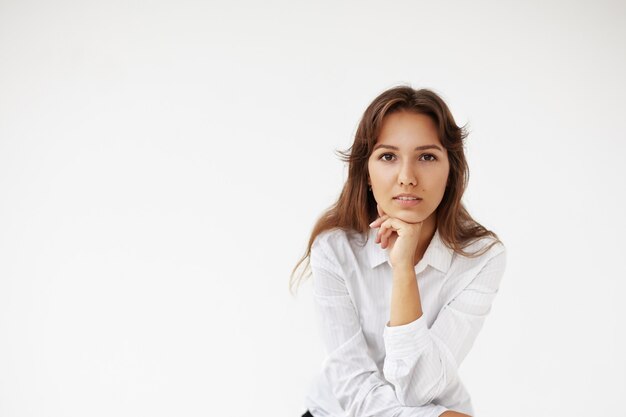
xmin=304 ymin=225 xmax=507 ymax=417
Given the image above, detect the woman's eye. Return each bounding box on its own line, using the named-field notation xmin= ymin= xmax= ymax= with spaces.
xmin=420 ymin=154 xmax=437 ymax=162
xmin=379 ymin=153 xmax=395 ymax=162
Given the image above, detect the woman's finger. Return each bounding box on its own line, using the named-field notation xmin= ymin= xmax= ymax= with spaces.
xmin=382 ymin=225 xmax=395 ymax=248
xmin=379 ymin=222 xmax=390 ymax=245
xmin=370 ymin=214 xmax=389 ymax=230
xmin=376 ymin=222 xmax=390 ymax=244
xmin=384 ymin=230 xmax=398 ymax=250
xmin=381 ymin=230 xmax=389 ymax=248
xmin=379 ymin=218 xmax=397 ymax=248
xmin=380 ymin=217 xmax=398 ymax=232
xmin=378 ymin=216 xmax=393 ymax=233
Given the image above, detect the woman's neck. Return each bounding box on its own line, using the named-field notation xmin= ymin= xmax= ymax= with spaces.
xmin=413 ymin=212 xmax=437 ymax=266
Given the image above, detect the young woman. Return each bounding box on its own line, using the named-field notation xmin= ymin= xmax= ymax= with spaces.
xmin=290 ymin=86 xmax=507 ymax=417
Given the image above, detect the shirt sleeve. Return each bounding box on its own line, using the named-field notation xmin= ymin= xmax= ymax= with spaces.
xmin=382 ymin=244 xmax=507 ymax=407
xmin=310 ymin=236 xmax=450 ymax=417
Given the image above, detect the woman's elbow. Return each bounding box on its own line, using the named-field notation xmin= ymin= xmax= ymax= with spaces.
xmin=388 ymin=370 xmax=445 ymax=406
xmin=393 ymin=384 xmax=438 ymax=407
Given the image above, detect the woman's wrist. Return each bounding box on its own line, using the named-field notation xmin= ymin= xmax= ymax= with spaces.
xmin=391 ymin=263 xmax=416 ymax=280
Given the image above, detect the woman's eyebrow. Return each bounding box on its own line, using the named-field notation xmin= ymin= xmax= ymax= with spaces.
xmin=373 ymin=144 xmax=443 ymax=152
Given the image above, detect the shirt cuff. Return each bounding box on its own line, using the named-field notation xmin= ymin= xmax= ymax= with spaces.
xmin=383 ymin=314 xmax=430 ymax=360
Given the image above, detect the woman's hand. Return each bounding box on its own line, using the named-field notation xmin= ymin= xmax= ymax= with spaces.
xmin=369 ymin=204 xmax=423 ymax=269
xmin=439 ymin=412 xmax=472 ymax=417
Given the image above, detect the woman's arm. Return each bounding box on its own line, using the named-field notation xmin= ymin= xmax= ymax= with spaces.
xmin=383 ymin=246 xmax=507 ymax=406
xmin=440 ymin=412 xmax=472 ymax=417
xmin=389 ymin=264 xmax=424 ymax=325
xmin=310 ymin=234 xmax=450 ymax=417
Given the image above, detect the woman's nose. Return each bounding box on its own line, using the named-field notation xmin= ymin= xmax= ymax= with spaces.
xmin=398 ymin=164 xmax=417 ymax=186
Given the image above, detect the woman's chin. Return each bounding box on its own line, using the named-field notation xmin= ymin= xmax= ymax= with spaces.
xmin=391 ymin=209 xmax=425 ymax=224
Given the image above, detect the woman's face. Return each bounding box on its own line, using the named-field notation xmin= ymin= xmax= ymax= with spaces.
xmin=367 ymin=111 xmax=450 ymax=224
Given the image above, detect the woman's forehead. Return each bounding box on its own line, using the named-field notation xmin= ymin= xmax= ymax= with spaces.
xmin=376 ymin=113 xmax=442 ymax=147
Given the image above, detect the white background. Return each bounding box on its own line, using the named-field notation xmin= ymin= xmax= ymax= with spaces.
xmin=1 ymin=1 xmax=625 ymax=416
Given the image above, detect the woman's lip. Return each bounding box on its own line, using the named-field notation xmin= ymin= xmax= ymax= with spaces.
xmin=393 ymin=198 xmax=423 ymax=207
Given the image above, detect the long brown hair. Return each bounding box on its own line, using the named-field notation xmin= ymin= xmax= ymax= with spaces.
xmin=289 ymin=85 xmax=501 ymax=295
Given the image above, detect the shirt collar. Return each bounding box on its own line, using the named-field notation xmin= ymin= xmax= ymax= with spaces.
xmin=366 ymin=226 xmax=453 ymax=273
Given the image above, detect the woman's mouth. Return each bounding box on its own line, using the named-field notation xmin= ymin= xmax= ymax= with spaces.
xmin=393 ymin=196 xmax=423 ymax=207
